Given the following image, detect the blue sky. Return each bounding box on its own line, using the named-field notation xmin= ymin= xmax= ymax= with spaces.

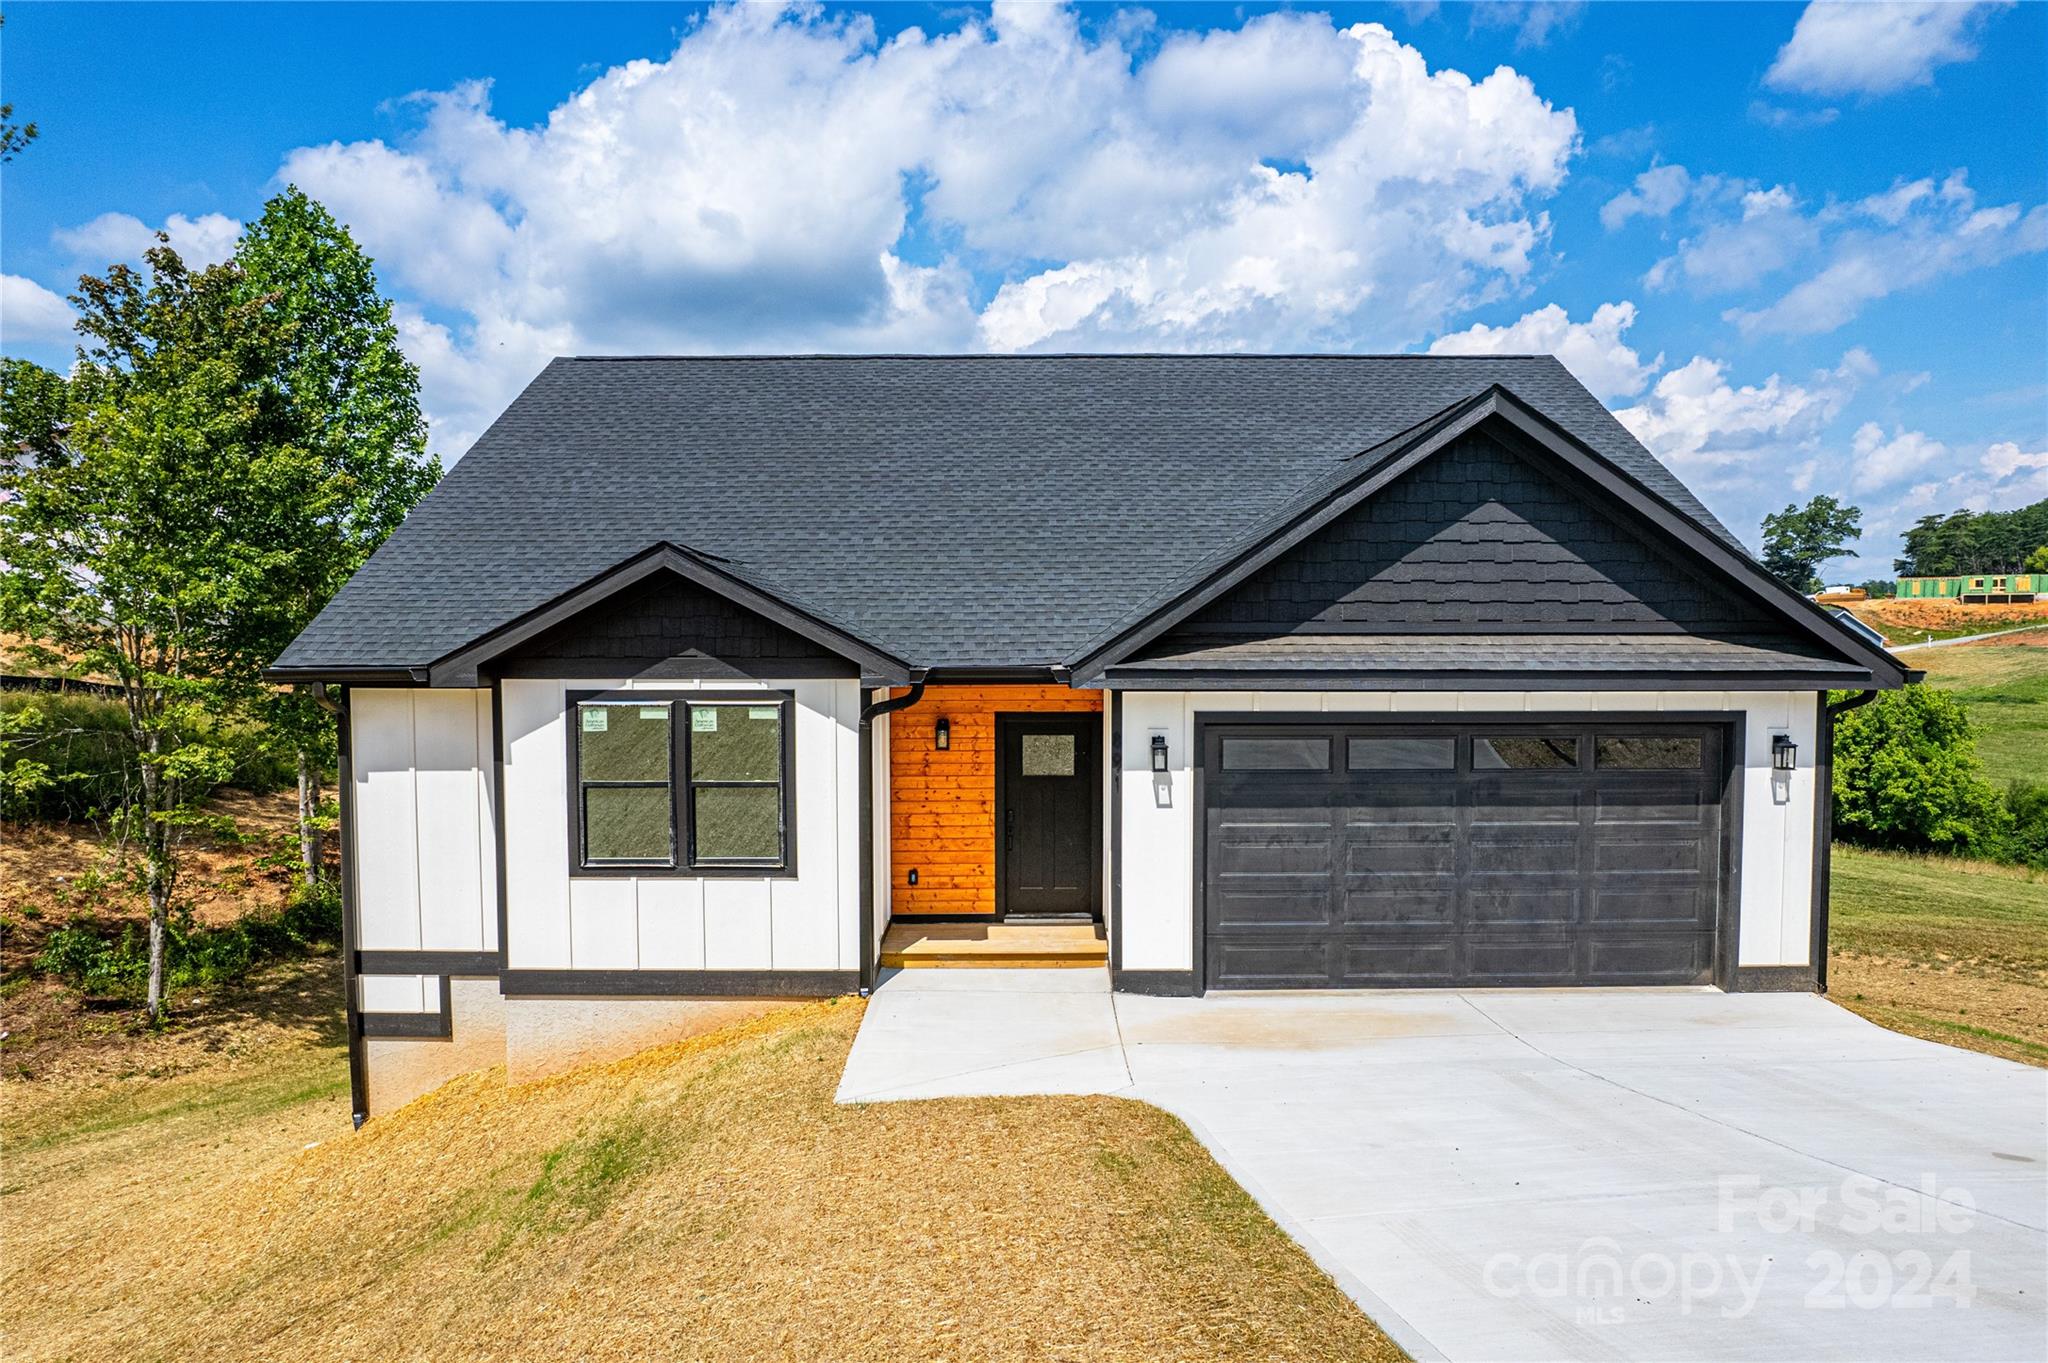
xmin=4 ymin=1 xmax=2044 ymax=579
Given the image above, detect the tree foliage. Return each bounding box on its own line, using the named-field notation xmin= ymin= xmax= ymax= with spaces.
xmin=0 ymin=15 xmax=37 ymax=163
xmin=1895 ymin=502 xmax=2048 ymax=576
xmin=1831 ymin=686 xmax=2009 ymax=856
xmin=1761 ymin=495 xmax=1861 ymax=594
xmin=0 ymin=243 xmax=330 ymax=1019
xmin=229 ymin=187 xmax=439 ymax=880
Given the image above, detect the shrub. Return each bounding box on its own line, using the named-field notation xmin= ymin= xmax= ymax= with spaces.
xmin=0 ymin=690 xmax=296 ymax=822
xmin=1996 ymin=781 xmax=2048 ymax=870
xmin=30 ymin=878 xmax=343 ymax=1005
xmin=1831 ymin=685 xmax=2011 ymax=855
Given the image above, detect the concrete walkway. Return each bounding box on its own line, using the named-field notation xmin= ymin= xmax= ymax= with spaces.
xmin=838 ymin=970 xmax=2048 ymax=1363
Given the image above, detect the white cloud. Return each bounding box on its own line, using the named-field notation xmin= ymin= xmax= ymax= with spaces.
xmin=51 ymin=211 xmax=243 ymax=270
xmin=1983 ymin=440 xmax=2048 ymax=482
xmin=1645 ymin=181 xmax=1819 ymax=293
xmin=1427 ymin=300 xmax=1657 ymax=400
xmin=1766 ymin=2 xmax=2006 ymax=98
xmin=1746 ymin=101 xmax=1840 ymax=129
xmin=268 ymin=3 xmax=1581 ymax=454
xmin=1728 ymin=171 xmax=2046 ymax=335
xmin=1600 ymin=163 xmax=1690 ymax=231
xmin=1614 ymin=349 xmax=1871 ymax=481
xmin=1850 ymin=420 xmax=1948 ymax=488
xmin=0 ymin=274 xmax=78 ymax=347
xmin=1466 ymin=2 xmax=1586 ymax=49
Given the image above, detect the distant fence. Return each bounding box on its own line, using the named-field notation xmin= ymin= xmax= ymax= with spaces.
xmin=0 ymin=673 xmax=123 ymax=700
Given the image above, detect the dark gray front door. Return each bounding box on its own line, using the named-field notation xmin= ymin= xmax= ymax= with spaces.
xmin=998 ymin=716 xmax=1100 ymax=919
xmin=1201 ymin=722 xmax=1725 ymax=988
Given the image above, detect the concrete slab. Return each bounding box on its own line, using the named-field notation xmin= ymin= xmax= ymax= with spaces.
xmin=837 ymin=979 xmax=2048 ymax=1362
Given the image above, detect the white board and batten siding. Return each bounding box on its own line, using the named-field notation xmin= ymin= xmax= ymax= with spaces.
xmin=1117 ymin=689 xmax=1821 ymax=974
xmin=501 ymin=677 xmax=863 ymax=975
xmin=349 ymin=688 xmax=497 ymax=1013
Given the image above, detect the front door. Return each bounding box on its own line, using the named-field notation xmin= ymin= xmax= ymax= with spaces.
xmin=997 ymin=715 xmax=1100 ymax=919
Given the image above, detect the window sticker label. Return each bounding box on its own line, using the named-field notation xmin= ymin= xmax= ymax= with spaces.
xmin=692 ymin=708 xmax=719 ymax=732
xmin=582 ymin=708 xmax=609 ymax=733
xmin=639 ymin=706 xmax=666 ymax=720
xmin=748 ymin=706 xmax=777 ymax=720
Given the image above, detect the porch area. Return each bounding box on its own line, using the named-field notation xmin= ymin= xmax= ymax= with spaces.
xmin=879 ymin=920 xmax=1107 ymax=969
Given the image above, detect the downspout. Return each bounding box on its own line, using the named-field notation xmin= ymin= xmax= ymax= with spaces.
xmin=1812 ymin=688 xmax=1880 ymax=995
xmin=857 ymin=677 xmax=927 ymax=995
xmin=305 ymin=683 xmax=369 ymax=1129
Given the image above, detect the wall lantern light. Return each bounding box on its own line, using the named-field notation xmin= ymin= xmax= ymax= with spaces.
xmin=1150 ymin=734 xmax=1169 ymax=773
xmin=1771 ymin=734 xmax=1797 ymax=772
xmin=934 ymin=717 xmax=950 ymax=751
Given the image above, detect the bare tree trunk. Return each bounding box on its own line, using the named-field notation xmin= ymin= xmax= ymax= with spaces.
xmin=139 ymin=747 xmax=169 ymax=1025
xmin=297 ymin=749 xmax=321 ymax=884
xmin=145 ymin=881 xmax=168 ymax=1024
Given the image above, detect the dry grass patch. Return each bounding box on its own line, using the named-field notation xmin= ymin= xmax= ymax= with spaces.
xmin=1828 ymin=845 xmax=2048 ymax=1067
xmin=3 ymin=999 xmax=1404 ymax=1363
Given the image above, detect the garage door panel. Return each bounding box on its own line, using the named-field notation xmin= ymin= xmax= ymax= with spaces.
xmin=1202 ymin=721 xmax=1725 ymax=990
xmin=1342 ymin=887 xmax=1458 ymax=926
xmin=1584 ymin=933 xmax=1714 ymax=983
xmin=1466 ymin=888 xmax=1578 ymax=928
xmin=1337 ymin=939 xmax=1459 ymax=985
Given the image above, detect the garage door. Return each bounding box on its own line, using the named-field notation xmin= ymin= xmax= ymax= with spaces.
xmin=1200 ymin=722 xmax=1726 ymax=989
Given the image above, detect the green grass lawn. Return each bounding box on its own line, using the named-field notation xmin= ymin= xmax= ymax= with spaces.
xmin=1910 ymin=644 xmax=2048 ymax=786
xmin=1829 ymin=845 xmax=2048 ymax=1066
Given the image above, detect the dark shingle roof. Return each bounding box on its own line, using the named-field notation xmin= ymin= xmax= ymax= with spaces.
xmin=276 ymin=355 xmax=1745 ymax=673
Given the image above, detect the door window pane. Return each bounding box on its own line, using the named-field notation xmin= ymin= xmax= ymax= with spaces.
xmin=579 ymin=703 xmax=671 ymax=781
xmin=690 ymin=704 xmax=782 ymax=782
xmin=584 ymin=785 xmax=673 ymax=862
xmin=1473 ymin=736 xmax=1579 ymax=770
xmin=1596 ymin=736 xmax=1704 ymax=770
xmin=1348 ymin=737 xmax=1455 ymax=771
xmin=692 ymin=786 xmax=782 ymax=861
xmin=1021 ymin=733 xmax=1076 ymax=777
xmin=1220 ymin=736 xmax=1330 ymax=771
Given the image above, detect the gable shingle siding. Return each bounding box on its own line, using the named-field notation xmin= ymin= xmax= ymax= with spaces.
xmin=1184 ymin=432 xmax=1784 ymax=636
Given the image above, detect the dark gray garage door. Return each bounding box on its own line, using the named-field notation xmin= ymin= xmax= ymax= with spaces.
xmin=1200 ymin=722 xmax=1726 ymax=989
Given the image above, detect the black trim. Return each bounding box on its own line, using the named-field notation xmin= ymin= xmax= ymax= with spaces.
xmin=992 ymin=712 xmax=1104 ymax=922
xmin=428 ymin=542 xmax=910 ymax=687
xmin=1092 ymin=668 xmax=1872 ymax=692
xmin=264 ymin=665 xmax=422 ymax=686
xmin=1188 ymin=711 xmax=1745 ymax=995
xmin=565 ymin=688 xmax=798 ymax=878
xmin=489 ymin=676 xmax=510 ymax=971
xmin=360 ymin=978 xmax=454 ymax=1037
xmin=499 ymin=968 xmax=858 ymax=997
xmin=1109 ymin=692 xmax=1124 ymax=975
xmin=357 ymin=949 xmax=500 ymax=975
xmin=1111 ymin=969 xmax=1198 ymax=996
xmin=885 ymin=912 xmax=1001 ymax=924
xmin=336 ymin=690 xmax=369 ymax=1126
xmin=494 ymin=655 xmax=857 ymax=681
xmin=1726 ymin=964 xmax=1820 ymax=993
xmin=1069 ymin=389 xmax=1909 ymax=690
xmin=857 ymin=681 xmax=928 ymax=993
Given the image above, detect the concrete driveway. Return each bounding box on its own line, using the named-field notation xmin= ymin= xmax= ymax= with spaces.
xmin=838 ymin=971 xmax=2048 ymax=1362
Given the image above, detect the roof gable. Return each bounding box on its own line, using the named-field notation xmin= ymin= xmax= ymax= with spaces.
xmin=1069 ymin=387 xmax=1907 ymax=687
xmin=1180 ymin=427 xmax=1782 ymax=637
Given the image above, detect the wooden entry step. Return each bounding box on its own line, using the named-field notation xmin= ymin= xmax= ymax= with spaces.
xmin=880 ymin=921 xmax=1107 ymax=969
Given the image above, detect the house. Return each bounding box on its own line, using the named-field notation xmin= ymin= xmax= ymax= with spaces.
xmin=270 ymin=355 xmax=1912 ymax=1122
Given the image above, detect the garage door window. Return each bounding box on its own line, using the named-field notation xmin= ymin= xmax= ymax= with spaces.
xmin=1474 ymin=736 xmax=1579 ymax=770
xmin=1348 ymin=736 xmax=1455 ymax=771
xmin=1596 ymin=736 xmax=1704 ymax=770
xmin=1220 ymin=736 xmax=1330 ymax=771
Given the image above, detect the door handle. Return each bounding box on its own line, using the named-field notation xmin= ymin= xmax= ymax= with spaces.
xmin=1005 ymin=806 xmax=1015 ymax=851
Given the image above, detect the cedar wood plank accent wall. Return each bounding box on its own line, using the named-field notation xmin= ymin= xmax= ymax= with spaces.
xmin=889 ymin=684 xmax=1104 ymax=917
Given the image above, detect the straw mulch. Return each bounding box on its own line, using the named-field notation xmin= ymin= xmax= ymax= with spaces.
xmin=3 ymin=999 xmax=1405 ymax=1362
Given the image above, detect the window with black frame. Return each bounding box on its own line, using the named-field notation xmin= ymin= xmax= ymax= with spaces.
xmin=572 ymin=695 xmax=790 ymax=873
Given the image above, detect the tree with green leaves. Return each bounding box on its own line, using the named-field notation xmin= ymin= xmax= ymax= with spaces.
xmin=1760 ymin=495 xmax=1861 ymax=594
xmin=2026 ymin=546 xmax=2048 ymax=575
xmin=230 ymin=187 xmax=439 ymax=883
xmin=1832 ymin=686 xmax=2009 ymax=856
xmin=0 ymin=243 xmax=330 ymax=1022
xmin=0 ymin=15 xmax=37 ymax=163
